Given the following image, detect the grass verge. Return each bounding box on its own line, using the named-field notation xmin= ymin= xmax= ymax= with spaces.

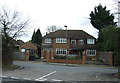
xmin=2 ymin=64 xmax=21 ymax=70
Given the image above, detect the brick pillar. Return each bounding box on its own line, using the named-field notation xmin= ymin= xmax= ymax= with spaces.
xmin=109 ymin=52 xmax=113 ymax=66
xmin=82 ymin=51 xmax=86 ymax=64
xmin=51 ymin=50 xmax=54 ymax=59
xmin=25 ymin=50 xmax=30 ymax=61
xmin=46 ymin=51 xmax=50 ymax=62
xmin=41 ymin=50 xmax=44 ymax=59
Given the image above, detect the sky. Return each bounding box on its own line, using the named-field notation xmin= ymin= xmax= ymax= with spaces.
xmin=0 ymin=0 xmax=116 ymax=42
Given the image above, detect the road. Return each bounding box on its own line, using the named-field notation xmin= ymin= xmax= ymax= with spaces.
xmin=2 ymin=61 xmax=119 ymax=82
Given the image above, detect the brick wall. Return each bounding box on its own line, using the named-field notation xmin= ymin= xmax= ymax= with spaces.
xmin=97 ymin=51 xmax=113 ymax=66
xmin=45 ymin=50 xmax=86 ymax=64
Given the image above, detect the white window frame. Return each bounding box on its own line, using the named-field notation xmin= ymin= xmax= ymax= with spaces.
xmin=87 ymin=49 xmax=96 ymax=56
xmin=43 ymin=48 xmax=52 ymax=51
xmin=56 ymin=48 xmax=67 ymax=55
xmin=87 ymin=39 xmax=95 ymax=44
xmin=79 ymin=40 xmax=84 ymax=44
xmin=21 ymin=48 xmax=25 ymax=52
xmin=56 ymin=38 xmax=67 ymax=43
xmin=71 ymin=40 xmax=76 ymax=44
xmin=45 ymin=38 xmax=52 ymax=43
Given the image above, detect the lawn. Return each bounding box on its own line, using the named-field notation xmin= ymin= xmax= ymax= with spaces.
xmin=2 ymin=64 xmax=21 ymax=70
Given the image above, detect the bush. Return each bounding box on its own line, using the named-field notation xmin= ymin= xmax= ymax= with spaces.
xmin=54 ymin=55 xmax=82 ymax=60
xmin=54 ymin=55 xmax=66 ymax=59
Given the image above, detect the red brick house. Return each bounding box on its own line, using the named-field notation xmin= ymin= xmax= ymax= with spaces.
xmin=41 ymin=30 xmax=96 ymax=59
xmin=19 ymin=42 xmax=38 ymax=61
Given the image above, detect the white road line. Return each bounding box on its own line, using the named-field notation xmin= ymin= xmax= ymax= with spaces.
xmin=11 ymin=77 xmax=19 ymax=79
xmin=52 ymin=79 xmax=62 ymax=81
xmin=35 ymin=71 xmax=56 ymax=81
xmin=35 ymin=78 xmax=47 ymax=81
xmin=0 ymin=76 xmax=8 ymax=78
xmin=23 ymin=78 xmax=32 ymax=80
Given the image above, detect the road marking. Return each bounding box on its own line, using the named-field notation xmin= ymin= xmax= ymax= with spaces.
xmin=52 ymin=79 xmax=62 ymax=81
xmin=0 ymin=76 xmax=8 ymax=78
xmin=23 ymin=78 xmax=32 ymax=80
xmin=35 ymin=71 xmax=56 ymax=81
xmin=35 ymin=78 xmax=47 ymax=81
xmin=11 ymin=77 xmax=19 ymax=79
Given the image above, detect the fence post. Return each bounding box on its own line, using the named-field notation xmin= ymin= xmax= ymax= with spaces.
xmin=25 ymin=50 xmax=30 ymax=61
xmin=46 ymin=51 xmax=50 ymax=62
xmin=109 ymin=52 xmax=113 ymax=66
xmin=82 ymin=51 xmax=86 ymax=64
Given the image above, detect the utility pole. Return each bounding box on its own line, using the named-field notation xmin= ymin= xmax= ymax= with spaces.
xmin=64 ymin=25 xmax=68 ymax=65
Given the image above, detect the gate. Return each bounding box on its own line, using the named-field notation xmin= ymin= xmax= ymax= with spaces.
xmin=13 ymin=52 xmax=25 ymax=60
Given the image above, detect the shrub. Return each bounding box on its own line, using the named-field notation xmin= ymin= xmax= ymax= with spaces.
xmin=54 ymin=55 xmax=66 ymax=59
xmin=54 ymin=55 xmax=82 ymax=60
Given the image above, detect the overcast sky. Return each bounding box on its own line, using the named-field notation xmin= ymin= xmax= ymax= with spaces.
xmin=0 ymin=0 xmax=116 ymax=42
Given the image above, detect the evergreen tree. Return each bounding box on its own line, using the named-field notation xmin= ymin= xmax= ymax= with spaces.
xmin=31 ymin=29 xmax=36 ymax=43
xmin=90 ymin=4 xmax=116 ymax=31
xmin=34 ymin=29 xmax=42 ymax=46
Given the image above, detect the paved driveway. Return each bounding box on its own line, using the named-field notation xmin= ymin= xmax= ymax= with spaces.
xmin=2 ymin=61 xmax=119 ymax=81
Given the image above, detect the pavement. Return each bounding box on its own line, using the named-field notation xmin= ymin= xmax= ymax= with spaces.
xmin=2 ymin=60 xmax=120 ymax=82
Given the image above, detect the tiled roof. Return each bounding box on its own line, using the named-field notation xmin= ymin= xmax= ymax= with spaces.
xmin=44 ymin=30 xmax=95 ymax=39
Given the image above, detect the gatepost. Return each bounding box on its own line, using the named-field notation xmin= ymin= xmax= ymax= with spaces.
xmin=46 ymin=50 xmax=50 ymax=62
xmin=25 ymin=50 xmax=30 ymax=61
xmin=82 ymin=51 xmax=86 ymax=64
xmin=109 ymin=52 xmax=113 ymax=66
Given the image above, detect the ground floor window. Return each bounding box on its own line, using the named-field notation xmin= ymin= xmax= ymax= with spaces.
xmin=86 ymin=49 xmax=96 ymax=56
xmin=56 ymin=48 xmax=67 ymax=55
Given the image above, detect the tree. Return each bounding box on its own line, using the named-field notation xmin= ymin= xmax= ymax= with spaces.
xmin=31 ymin=29 xmax=42 ymax=58
xmin=89 ymin=4 xmax=116 ymax=31
xmin=33 ymin=29 xmax=42 ymax=46
xmin=0 ymin=7 xmax=30 ymax=65
xmin=97 ymin=26 xmax=118 ymax=51
xmin=97 ymin=26 xmax=120 ymax=66
xmin=31 ymin=29 xmax=36 ymax=43
xmin=46 ymin=25 xmax=62 ymax=33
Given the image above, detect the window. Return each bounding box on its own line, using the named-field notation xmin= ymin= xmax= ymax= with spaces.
xmin=56 ymin=38 xmax=67 ymax=43
xmin=45 ymin=38 xmax=52 ymax=43
xmin=79 ymin=40 xmax=84 ymax=44
xmin=87 ymin=49 xmax=96 ymax=56
xmin=21 ymin=49 xmax=25 ymax=52
xmin=56 ymin=48 xmax=67 ymax=55
xmin=71 ymin=40 xmax=76 ymax=44
xmin=43 ymin=48 xmax=52 ymax=51
xmin=87 ymin=39 xmax=95 ymax=44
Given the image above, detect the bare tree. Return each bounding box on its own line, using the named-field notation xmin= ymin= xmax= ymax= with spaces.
xmin=46 ymin=25 xmax=62 ymax=33
xmin=112 ymin=0 xmax=120 ymax=26
xmin=0 ymin=7 xmax=30 ymax=65
xmin=0 ymin=7 xmax=30 ymax=40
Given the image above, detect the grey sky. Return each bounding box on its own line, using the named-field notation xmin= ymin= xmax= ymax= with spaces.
xmin=0 ymin=0 xmax=116 ymax=42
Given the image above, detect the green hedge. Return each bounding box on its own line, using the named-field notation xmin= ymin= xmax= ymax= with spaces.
xmin=54 ymin=55 xmax=81 ymax=60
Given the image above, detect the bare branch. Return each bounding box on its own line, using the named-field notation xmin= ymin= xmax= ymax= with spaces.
xmin=0 ymin=6 xmax=30 ymax=41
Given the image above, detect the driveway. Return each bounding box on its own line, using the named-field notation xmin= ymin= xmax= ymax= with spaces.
xmin=2 ymin=61 xmax=119 ymax=81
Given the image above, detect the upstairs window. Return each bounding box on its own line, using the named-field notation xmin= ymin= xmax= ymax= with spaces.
xmin=79 ymin=40 xmax=84 ymax=44
xmin=71 ymin=40 xmax=76 ymax=44
xmin=45 ymin=38 xmax=52 ymax=43
xmin=56 ymin=38 xmax=67 ymax=43
xmin=87 ymin=39 xmax=95 ymax=44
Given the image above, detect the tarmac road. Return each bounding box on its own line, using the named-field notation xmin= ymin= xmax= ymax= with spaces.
xmin=2 ymin=61 xmax=119 ymax=82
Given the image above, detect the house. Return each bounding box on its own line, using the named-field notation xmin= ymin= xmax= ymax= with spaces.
xmin=41 ymin=30 xmax=96 ymax=59
xmin=19 ymin=42 xmax=37 ymax=54
xmin=19 ymin=42 xmax=38 ymax=61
